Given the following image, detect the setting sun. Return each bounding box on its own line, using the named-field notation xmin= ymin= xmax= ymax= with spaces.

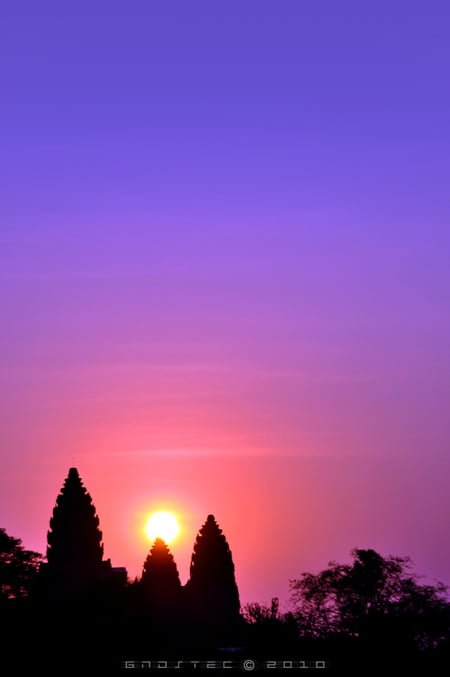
xmin=145 ymin=511 xmax=180 ymax=543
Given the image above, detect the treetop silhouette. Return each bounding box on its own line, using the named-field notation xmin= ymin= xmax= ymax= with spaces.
xmin=289 ymin=547 xmax=450 ymax=649
xmin=0 ymin=528 xmax=42 ymax=600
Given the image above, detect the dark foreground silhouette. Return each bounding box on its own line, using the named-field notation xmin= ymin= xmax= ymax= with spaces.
xmin=1 ymin=468 xmax=449 ymax=674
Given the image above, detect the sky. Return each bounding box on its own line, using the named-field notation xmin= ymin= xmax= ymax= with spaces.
xmin=0 ymin=1 xmax=449 ymax=604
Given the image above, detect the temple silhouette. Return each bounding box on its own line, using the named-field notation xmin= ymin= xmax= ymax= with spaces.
xmin=2 ymin=467 xmax=449 ymax=674
xmin=36 ymin=467 xmax=241 ymax=633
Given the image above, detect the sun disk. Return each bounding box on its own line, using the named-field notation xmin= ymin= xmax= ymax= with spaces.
xmin=145 ymin=511 xmax=179 ymax=543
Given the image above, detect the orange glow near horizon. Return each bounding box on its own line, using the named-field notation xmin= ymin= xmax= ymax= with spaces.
xmin=145 ymin=510 xmax=180 ymax=544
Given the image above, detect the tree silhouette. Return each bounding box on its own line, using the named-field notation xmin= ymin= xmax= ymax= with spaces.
xmin=186 ymin=514 xmax=240 ymax=626
xmin=0 ymin=528 xmax=42 ymax=600
xmin=289 ymin=548 xmax=450 ymax=650
xmin=243 ymin=598 xmax=298 ymax=648
xmin=45 ymin=467 xmax=105 ymax=594
xmin=141 ymin=537 xmax=181 ymax=621
xmin=244 ymin=597 xmax=283 ymax=625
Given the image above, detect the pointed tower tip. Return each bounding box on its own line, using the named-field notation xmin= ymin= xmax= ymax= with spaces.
xmin=206 ymin=514 xmax=216 ymax=522
xmin=68 ymin=467 xmax=79 ymax=478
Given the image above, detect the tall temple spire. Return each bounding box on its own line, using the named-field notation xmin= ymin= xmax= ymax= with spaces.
xmin=142 ymin=537 xmax=181 ymax=592
xmin=186 ymin=514 xmax=241 ymax=625
xmin=46 ymin=467 xmax=104 ymax=584
xmin=141 ymin=537 xmax=181 ymax=621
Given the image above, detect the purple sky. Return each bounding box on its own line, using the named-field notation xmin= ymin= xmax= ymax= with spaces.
xmin=1 ymin=2 xmax=449 ymax=603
